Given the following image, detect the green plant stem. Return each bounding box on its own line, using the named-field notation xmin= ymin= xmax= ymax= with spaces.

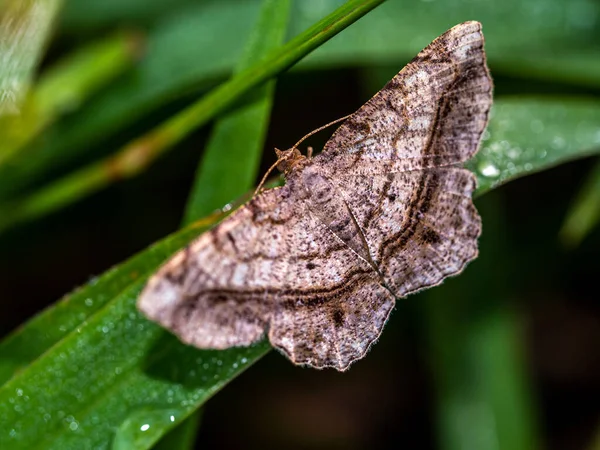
xmin=157 ymin=0 xmax=291 ymax=447
xmin=559 ymin=157 xmax=600 ymax=248
xmin=181 ymin=0 xmax=289 ymax=224
xmin=0 ymin=0 xmax=384 ymax=235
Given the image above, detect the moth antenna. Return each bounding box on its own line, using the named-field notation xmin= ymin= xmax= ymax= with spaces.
xmin=254 ymin=151 xmax=291 ymax=197
xmin=253 ymin=113 xmax=352 ymax=197
xmin=292 ymin=113 xmax=352 ymax=150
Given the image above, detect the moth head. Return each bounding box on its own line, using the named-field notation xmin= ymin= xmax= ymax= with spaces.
xmin=274 ymin=147 xmax=305 ymax=174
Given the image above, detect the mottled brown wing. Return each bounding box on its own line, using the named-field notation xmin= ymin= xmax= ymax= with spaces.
xmin=315 ymin=21 xmax=492 ymax=176
xmin=337 ymin=168 xmax=480 ymax=298
xmin=138 ymin=186 xmax=395 ymax=370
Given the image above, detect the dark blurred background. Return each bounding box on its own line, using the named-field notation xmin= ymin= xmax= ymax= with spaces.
xmin=1 ymin=0 xmax=599 ymax=449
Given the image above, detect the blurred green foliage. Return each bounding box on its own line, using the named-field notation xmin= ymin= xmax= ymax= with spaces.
xmin=0 ymin=0 xmax=599 ymax=449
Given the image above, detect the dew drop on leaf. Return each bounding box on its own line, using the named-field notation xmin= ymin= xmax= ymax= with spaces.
xmin=111 ymin=408 xmax=179 ymax=450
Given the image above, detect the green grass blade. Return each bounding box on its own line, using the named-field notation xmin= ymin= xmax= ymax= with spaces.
xmin=0 ymin=30 xmax=141 ymax=165
xmin=161 ymin=1 xmax=291 ymax=447
xmin=0 ymin=217 xmax=219 ymax=385
xmin=0 ymin=213 xmax=271 ymax=450
xmin=0 ymin=0 xmax=62 ymax=116
xmin=468 ymin=97 xmax=600 ymax=196
xmin=0 ymin=0 xmax=385 ymax=235
xmin=559 ymin=157 xmax=600 ymax=248
xmin=0 ymin=1 xmax=263 ymax=200
xmin=182 ymin=0 xmax=290 ymax=224
xmin=0 ymin=264 xmax=269 ymax=449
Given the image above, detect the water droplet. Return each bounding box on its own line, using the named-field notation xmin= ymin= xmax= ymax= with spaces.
xmin=84 ymin=298 xmax=94 ymax=307
xmin=112 ymin=408 xmax=179 ymax=450
xmin=479 ymin=162 xmax=500 ymax=178
xmin=506 ymin=147 xmax=521 ymax=160
xmin=551 ymin=136 xmax=565 ymax=149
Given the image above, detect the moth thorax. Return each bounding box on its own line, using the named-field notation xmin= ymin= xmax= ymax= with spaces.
xmin=302 ymin=168 xmax=334 ymax=204
xmin=275 ymin=147 xmax=305 ymax=174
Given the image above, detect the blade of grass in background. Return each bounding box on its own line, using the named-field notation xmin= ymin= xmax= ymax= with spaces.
xmin=559 ymin=158 xmax=600 ymax=248
xmin=182 ymin=0 xmax=286 ymax=224
xmin=467 ymin=97 xmax=600 ymax=196
xmin=0 ymin=0 xmax=385 ymax=235
xmin=425 ymin=193 xmax=540 ymax=450
xmin=0 ymin=1 xmax=263 ymax=200
xmin=154 ymin=1 xmax=291 ymax=447
xmin=0 ymin=0 xmax=62 ymax=117
xmin=0 ymin=2 xmax=384 ymax=448
xmin=0 ymin=30 xmax=141 ymax=165
xmin=2 ymin=0 xmax=599 ymax=202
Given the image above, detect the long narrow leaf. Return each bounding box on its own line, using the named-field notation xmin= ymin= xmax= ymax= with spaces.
xmin=468 ymin=97 xmax=600 ymax=195
xmin=161 ymin=1 xmax=290 ymax=447
xmin=559 ymin=158 xmax=600 ymax=248
xmin=0 ymin=30 xmax=141 ymax=165
xmin=182 ymin=0 xmax=289 ymax=224
xmin=0 ymin=0 xmax=385 ymax=235
xmin=0 ymin=0 xmax=62 ymax=117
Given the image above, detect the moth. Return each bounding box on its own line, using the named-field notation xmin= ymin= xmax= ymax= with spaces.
xmin=138 ymin=21 xmax=492 ymax=371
